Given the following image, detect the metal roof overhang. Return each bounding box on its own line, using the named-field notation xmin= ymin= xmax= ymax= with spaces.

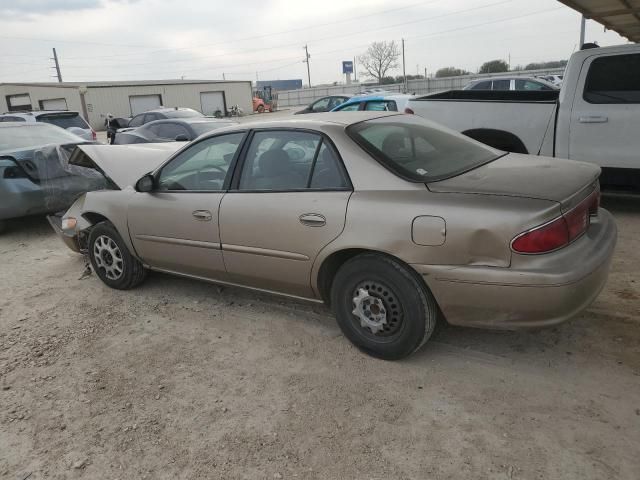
xmin=559 ymin=0 xmax=640 ymax=42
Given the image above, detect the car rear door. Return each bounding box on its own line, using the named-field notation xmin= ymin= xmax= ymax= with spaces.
xmin=127 ymin=132 xmax=246 ymax=280
xmin=219 ymin=129 xmax=352 ymax=298
xmin=568 ymin=52 xmax=640 ymax=170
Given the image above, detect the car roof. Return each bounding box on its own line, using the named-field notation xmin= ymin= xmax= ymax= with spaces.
xmin=202 ymin=112 xmax=401 ymax=134
xmin=140 ymin=107 xmax=199 ymax=114
xmin=142 ymin=118 xmax=237 ymax=127
xmin=0 ymin=110 xmax=80 ymax=116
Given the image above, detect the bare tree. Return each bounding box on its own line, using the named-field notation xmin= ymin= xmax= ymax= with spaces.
xmin=359 ymin=41 xmax=400 ymax=84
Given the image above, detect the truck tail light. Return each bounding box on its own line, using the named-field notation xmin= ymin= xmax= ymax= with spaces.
xmin=511 ymin=188 xmax=599 ymax=254
xmin=404 ymin=107 xmax=414 ymax=114
xmin=91 ymin=130 xmax=97 ymax=141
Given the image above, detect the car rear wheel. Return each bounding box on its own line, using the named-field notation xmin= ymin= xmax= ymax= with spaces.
xmin=257 ymin=104 xmax=265 ymax=113
xmin=0 ymin=220 xmax=6 ymax=234
xmin=330 ymin=253 xmax=438 ymax=360
xmin=88 ymin=221 xmax=146 ymax=290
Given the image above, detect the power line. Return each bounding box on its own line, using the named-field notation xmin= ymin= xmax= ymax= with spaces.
xmin=58 ymin=0 xmax=516 ymax=71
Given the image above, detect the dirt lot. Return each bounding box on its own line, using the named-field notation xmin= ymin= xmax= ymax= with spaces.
xmin=1 ymin=191 xmax=639 ymax=479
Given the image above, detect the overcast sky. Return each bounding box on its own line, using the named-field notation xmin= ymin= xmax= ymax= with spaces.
xmin=0 ymin=0 xmax=630 ymax=85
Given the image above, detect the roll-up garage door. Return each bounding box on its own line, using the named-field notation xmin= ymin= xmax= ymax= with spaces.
xmin=129 ymin=94 xmax=162 ymax=115
xmin=200 ymin=91 xmax=226 ymax=116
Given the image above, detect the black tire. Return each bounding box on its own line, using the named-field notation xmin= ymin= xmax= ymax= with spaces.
xmin=88 ymin=221 xmax=146 ymax=290
xmin=257 ymin=104 xmax=265 ymax=113
xmin=0 ymin=220 xmax=6 ymax=234
xmin=330 ymin=253 xmax=438 ymax=360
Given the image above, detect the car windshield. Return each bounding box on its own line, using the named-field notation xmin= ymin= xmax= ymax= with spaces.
xmin=347 ymin=115 xmax=503 ymax=182
xmin=37 ymin=113 xmax=88 ymax=129
xmin=165 ymin=109 xmax=204 ymax=119
xmin=190 ymin=122 xmax=236 ymax=136
xmin=0 ymin=124 xmax=84 ymax=152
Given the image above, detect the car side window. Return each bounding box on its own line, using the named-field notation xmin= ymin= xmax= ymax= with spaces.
xmin=0 ymin=116 xmax=25 ymax=122
xmin=309 ymin=143 xmax=349 ymax=189
xmin=336 ymin=103 xmax=360 ymax=111
xmin=491 ymin=80 xmax=511 ymax=90
xmin=237 ymin=130 xmax=349 ymax=191
xmin=311 ymin=97 xmax=331 ymax=112
xmin=143 ymin=113 xmax=159 ymax=124
xmin=470 ymin=81 xmax=491 ymax=90
xmin=584 ymin=53 xmax=640 ymax=104
xmin=128 ymin=114 xmax=145 ymax=127
xmin=149 ymin=123 xmax=190 ymax=140
xmin=365 ymin=100 xmax=397 ymax=111
xmin=329 ymin=97 xmax=347 ymax=109
xmin=516 ymin=79 xmax=549 ymax=91
xmin=157 ymin=133 xmax=244 ymax=191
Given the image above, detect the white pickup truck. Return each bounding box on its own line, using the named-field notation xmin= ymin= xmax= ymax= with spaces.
xmin=406 ymin=44 xmax=640 ymax=190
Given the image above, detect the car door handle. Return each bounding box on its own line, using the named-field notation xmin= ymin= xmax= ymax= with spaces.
xmin=192 ymin=210 xmax=212 ymax=221
xmin=579 ymin=115 xmax=608 ymax=124
xmin=299 ymin=213 xmax=326 ymax=227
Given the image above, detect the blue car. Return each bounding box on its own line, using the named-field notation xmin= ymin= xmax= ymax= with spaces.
xmin=330 ymin=94 xmax=415 ymax=113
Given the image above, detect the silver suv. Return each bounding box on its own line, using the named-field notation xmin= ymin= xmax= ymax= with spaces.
xmin=0 ymin=111 xmax=96 ymax=141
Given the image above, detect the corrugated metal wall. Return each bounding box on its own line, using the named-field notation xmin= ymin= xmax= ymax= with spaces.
xmin=0 ymin=85 xmax=83 ymax=114
xmin=85 ymin=82 xmax=253 ymax=130
xmin=276 ymin=68 xmax=566 ymax=107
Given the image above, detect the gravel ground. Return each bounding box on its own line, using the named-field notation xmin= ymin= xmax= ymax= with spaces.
xmin=1 ymin=189 xmax=639 ymax=477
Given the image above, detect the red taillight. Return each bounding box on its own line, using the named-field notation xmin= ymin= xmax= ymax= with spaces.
xmin=91 ymin=130 xmax=97 ymax=141
xmin=512 ymin=216 xmax=569 ymax=254
xmin=512 ymin=188 xmax=600 ymax=254
xmin=404 ymin=107 xmax=414 ymax=114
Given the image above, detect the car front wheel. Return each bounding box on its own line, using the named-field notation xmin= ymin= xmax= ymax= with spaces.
xmin=88 ymin=221 xmax=146 ymax=290
xmin=331 ymin=253 xmax=438 ymax=360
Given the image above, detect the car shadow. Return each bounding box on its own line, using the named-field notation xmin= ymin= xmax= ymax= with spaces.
xmin=0 ymin=215 xmax=56 ymax=239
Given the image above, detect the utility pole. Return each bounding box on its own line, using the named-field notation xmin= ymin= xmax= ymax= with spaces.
xmin=401 ymin=39 xmax=407 ymax=92
xmin=222 ymin=72 xmax=226 ymax=80
xmin=353 ymin=56 xmax=357 ymax=82
xmin=579 ymin=15 xmax=586 ymax=47
xmin=51 ymin=48 xmax=62 ymax=82
xmin=303 ymin=45 xmax=311 ymax=88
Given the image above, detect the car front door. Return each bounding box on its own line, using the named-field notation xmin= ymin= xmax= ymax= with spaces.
xmin=568 ymin=52 xmax=640 ymax=170
xmin=219 ymin=129 xmax=352 ymax=298
xmin=127 ymin=132 xmax=246 ymax=279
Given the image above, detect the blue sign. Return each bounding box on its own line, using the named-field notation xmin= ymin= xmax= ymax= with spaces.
xmin=342 ymin=61 xmax=354 ymax=74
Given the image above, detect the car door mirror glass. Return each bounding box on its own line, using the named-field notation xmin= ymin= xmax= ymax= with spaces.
xmin=135 ymin=174 xmax=155 ymax=192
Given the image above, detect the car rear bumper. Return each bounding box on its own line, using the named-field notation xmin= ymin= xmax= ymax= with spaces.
xmin=412 ymin=209 xmax=617 ymax=329
xmin=47 ymin=215 xmax=82 ymax=253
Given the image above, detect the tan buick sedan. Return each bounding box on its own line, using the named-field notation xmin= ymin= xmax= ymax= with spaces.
xmin=50 ymin=112 xmax=617 ymax=359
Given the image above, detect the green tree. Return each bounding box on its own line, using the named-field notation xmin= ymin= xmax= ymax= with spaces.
xmin=479 ymin=59 xmax=509 ymax=74
xmin=525 ymin=60 xmax=568 ymax=70
xmin=435 ymin=67 xmax=470 ymax=78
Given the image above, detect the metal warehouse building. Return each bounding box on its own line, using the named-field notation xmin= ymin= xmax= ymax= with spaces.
xmin=0 ymin=80 xmax=253 ymax=131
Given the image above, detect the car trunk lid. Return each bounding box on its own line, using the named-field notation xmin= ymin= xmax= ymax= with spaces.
xmin=428 ymin=153 xmax=600 ymax=209
xmin=70 ymin=143 xmax=182 ymax=189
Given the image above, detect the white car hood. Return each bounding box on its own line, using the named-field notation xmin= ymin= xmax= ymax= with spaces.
xmin=73 ymin=143 xmax=182 ymax=188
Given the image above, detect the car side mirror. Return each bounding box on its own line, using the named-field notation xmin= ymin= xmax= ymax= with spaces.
xmin=135 ymin=173 xmax=155 ymax=192
xmin=175 ymin=134 xmax=189 ymax=142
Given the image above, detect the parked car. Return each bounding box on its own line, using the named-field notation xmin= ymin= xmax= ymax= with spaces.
xmin=114 ymin=118 xmax=237 ymax=144
xmin=405 ymin=43 xmax=640 ymax=190
xmin=49 ymin=112 xmax=616 ymax=360
xmin=0 ymin=122 xmax=104 ymax=233
xmin=295 ymin=96 xmax=350 ymax=114
xmin=119 ymin=107 xmax=204 ymax=132
xmin=330 ymin=94 xmax=415 ymax=112
xmin=0 ymin=110 xmax=96 ymax=141
xmin=463 ymin=76 xmax=559 ymax=91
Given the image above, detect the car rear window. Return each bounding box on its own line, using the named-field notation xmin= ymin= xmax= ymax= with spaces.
xmin=37 ymin=113 xmax=88 ymax=129
xmin=347 ymin=115 xmax=503 ymax=182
